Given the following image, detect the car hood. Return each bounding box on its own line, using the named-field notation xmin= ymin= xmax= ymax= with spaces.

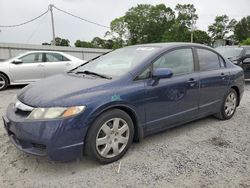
xmin=18 ymin=74 xmax=116 ymax=107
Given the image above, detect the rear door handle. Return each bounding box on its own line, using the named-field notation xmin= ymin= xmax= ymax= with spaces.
xmin=221 ymin=72 xmax=226 ymax=80
xmin=65 ymin=63 xmax=71 ymax=66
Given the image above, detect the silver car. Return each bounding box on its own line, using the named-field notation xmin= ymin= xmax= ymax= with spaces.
xmin=0 ymin=51 xmax=85 ymax=90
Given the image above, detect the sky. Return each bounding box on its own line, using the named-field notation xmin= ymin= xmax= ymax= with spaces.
xmin=0 ymin=0 xmax=249 ymax=46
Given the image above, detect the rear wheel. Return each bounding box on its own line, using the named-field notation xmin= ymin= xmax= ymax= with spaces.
xmin=215 ymin=88 xmax=238 ymax=120
xmin=85 ymin=109 xmax=134 ymax=164
xmin=0 ymin=73 xmax=8 ymax=91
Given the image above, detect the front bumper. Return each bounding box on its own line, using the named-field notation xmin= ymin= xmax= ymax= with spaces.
xmin=3 ymin=104 xmax=88 ymax=162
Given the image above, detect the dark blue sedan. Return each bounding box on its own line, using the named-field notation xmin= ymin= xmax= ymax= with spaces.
xmin=2 ymin=43 xmax=244 ymax=163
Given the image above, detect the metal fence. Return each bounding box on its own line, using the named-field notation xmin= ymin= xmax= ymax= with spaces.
xmin=0 ymin=42 xmax=110 ymax=61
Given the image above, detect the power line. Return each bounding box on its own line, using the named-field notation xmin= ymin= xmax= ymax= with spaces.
xmin=53 ymin=5 xmax=110 ymax=29
xmin=0 ymin=8 xmax=49 ymax=28
xmin=25 ymin=11 xmax=49 ymax=43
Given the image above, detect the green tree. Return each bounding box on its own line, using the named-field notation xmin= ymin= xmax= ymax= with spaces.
xmin=53 ymin=37 xmax=70 ymax=46
xmin=240 ymin=38 xmax=250 ymax=45
xmin=208 ymin=15 xmax=237 ymax=41
xmin=175 ymin=4 xmax=198 ymax=29
xmin=162 ymin=4 xmax=199 ymax=43
xmin=162 ymin=22 xmax=190 ymax=42
xmin=124 ymin=4 xmax=175 ymax=44
xmin=105 ymin=17 xmax=128 ymax=48
xmin=234 ymin=16 xmax=250 ymax=42
xmin=91 ymin=37 xmax=114 ymax=49
xmin=75 ymin=40 xmax=93 ymax=48
xmin=193 ymin=30 xmax=211 ymax=44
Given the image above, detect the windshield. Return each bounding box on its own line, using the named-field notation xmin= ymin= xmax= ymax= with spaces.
xmin=216 ymin=47 xmax=244 ymax=58
xmin=73 ymin=46 xmax=159 ymax=77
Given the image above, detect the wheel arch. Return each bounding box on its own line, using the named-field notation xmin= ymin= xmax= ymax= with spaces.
xmin=230 ymin=85 xmax=240 ymax=106
xmin=86 ymin=103 xmax=144 ymax=142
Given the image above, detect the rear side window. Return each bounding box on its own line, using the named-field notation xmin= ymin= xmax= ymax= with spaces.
xmin=45 ymin=53 xmax=69 ymax=62
xmin=153 ymin=48 xmax=194 ymax=76
xmin=197 ymin=49 xmax=220 ymax=71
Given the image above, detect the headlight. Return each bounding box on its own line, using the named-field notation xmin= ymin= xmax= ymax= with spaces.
xmin=27 ymin=106 xmax=85 ymax=120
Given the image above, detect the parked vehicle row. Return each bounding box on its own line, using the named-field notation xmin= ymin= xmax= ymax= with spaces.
xmin=0 ymin=51 xmax=85 ymax=90
xmin=216 ymin=46 xmax=250 ymax=78
xmin=2 ymin=43 xmax=244 ymax=163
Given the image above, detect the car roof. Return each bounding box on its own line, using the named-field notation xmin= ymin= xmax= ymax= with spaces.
xmin=131 ymin=42 xmax=208 ymax=48
xmin=24 ymin=50 xmax=66 ymax=53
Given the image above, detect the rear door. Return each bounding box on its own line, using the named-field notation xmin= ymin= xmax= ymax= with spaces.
xmin=44 ymin=52 xmax=72 ymax=77
xmin=196 ymin=48 xmax=230 ymax=115
xmin=242 ymin=48 xmax=250 ymax=78
xmin=9 ymin=52 xmax=45 ymax=83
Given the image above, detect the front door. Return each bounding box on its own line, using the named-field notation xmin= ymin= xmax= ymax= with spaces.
xmin=145 ymin=48 xmax=199 ymax=132
xmin=9 ymin=52 xmax=45 ymax=83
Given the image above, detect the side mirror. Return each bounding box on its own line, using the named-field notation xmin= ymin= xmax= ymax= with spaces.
xmin=152 ymin=68 xmax=173 ymax=79
xmin=12 ymin=59 xmax=23 ymax=64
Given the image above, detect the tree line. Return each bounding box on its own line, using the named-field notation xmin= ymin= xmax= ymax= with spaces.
xmin=43 ymin=4 xmax=250 ymax=48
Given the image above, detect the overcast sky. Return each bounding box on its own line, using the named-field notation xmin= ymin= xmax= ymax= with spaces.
xmin=0 ymin=0 xmax=249 ymax=45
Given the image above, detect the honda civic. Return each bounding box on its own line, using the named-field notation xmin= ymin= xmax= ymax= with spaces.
xmin=2 ymin=43 xmax=244 ymax=163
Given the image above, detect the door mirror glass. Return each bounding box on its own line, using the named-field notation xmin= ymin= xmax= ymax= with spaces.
xmin=153 ymin=68 xmax=173 ymax=79
xmin=12 ymin=59 xmax=23 ymax=64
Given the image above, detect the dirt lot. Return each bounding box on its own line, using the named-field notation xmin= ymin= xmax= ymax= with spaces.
xmin=0 ymin=83 xmax=250 ymax=188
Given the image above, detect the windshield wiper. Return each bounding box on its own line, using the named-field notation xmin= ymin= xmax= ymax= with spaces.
xmin=75 ymin=70 xmax=112 ymax=80
xmin=67 ymin=51 xmax=112 ymax=73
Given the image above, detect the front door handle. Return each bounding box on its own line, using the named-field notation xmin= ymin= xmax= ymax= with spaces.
xmin=187 ymin=78 xmax=197 ymax=87
xmin=37 ymin=64 xmax=44 ymax=67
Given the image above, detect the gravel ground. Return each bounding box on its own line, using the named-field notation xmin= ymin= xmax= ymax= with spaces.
xmin=0 ymin=83 xmax=250 ymax=188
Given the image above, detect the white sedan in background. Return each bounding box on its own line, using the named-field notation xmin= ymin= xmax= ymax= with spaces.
xmin=0 ymin=51 xmax=86 ymax=90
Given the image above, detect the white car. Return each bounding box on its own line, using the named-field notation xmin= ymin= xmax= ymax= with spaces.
xmin=0 ymin=51 xmax=85 ymax=90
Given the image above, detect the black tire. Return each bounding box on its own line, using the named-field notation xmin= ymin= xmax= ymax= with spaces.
xmin=214 ymin=88 xmax=238 ymax=120
xmin=85 ymin=109 xmax=134 ymax=164
xmin=0 ymin=73 xmax=8 ymax=91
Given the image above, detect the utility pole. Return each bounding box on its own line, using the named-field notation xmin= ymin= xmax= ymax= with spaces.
xmin=191 ymin=14 xmax=194 ymax=43
xmin=49 ymin=4 xmax=56 ymax=45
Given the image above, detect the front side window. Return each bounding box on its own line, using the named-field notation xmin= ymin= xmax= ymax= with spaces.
xmin=197 ymin=49 xmax=220 ymax=71
xmin=20 ymin=53 xmax=43 ymax=63
xmin=45 ymin=53 xmax=69 ymax=62
xmin=153 ymin=48 xmax=194 ymax=76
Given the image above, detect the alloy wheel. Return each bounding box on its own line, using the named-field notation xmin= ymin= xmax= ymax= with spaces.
xmin=0 ymin=76 xmax=6 ymax=90
xmin=96 ymin=118 xmax=129 ymax=158
xmin=224 ymin=92 xmax=237 ymax=116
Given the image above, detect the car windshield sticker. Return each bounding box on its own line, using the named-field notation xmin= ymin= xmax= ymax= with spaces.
xmin=136 ymin=47 xmax=155 ymax=51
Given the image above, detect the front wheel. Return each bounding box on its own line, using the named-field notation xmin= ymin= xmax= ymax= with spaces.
xmin=215 ymin=88 xmax=238 ymax=120
xmin=85 ymin=109 xmax=134 ymax=164
xmin=0 ymin=73 xmax=8 ymax=91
